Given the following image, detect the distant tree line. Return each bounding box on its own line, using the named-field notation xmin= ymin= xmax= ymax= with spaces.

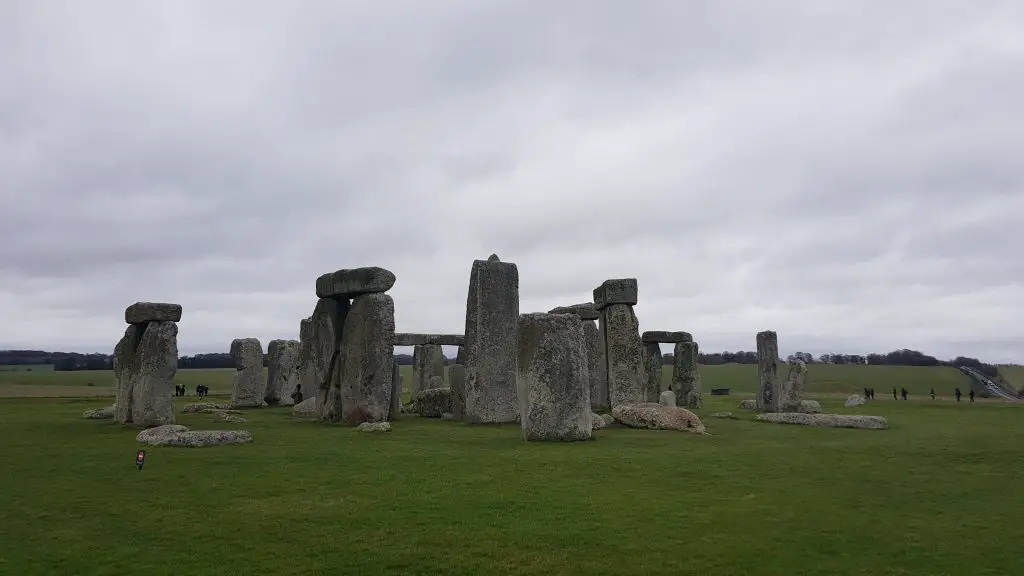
xmin=0 ymin=347 xmax=1001 ymax=377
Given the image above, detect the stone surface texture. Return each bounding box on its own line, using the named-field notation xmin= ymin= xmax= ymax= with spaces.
xmin=394 ymin=333 xmax=465 ymax=346
xmin=583 ymin=320 xmax=608 ymax=411
xmin=780 ymin=360 xmax=807 ymax=411
xmin=323 ymin=292 xmax=395 ymax=425
xmin=230 ymin=338 xmax=266 ymax=408
xmin=517 ymin=313 xmax=591 ymax=442
xmin=310 ymin=297 xmax=348 ymax=412
xmin=388 ymin=364 xmax=402 ymax=421
xmin=463 ymin=256 xmax=520 ymax=423
xmin=449 ymin=364 xmax=467 ymax=420
xmin=83 ymin=405 xmax=115 ymax=419
xmin=845 ymin=394 xmax=866 ymax=407
xmin=294 ymin=318 xmax=316 ymax=403
xmin=612 ymin=403 xmax=706 ymax=434
xmin=600 ymin=303 xmax=645 ymax=408
xmin=412 ymin=344 xmax=446 ymax=398
xmin=357 ymin=421 xmax=392 ymax=432
xmin=756 ymin=330 xmax=781 ymax=413
xmin=756 ymin=413 xmax=888 ymax=430
xmin=593 ymin=279 xmax=638 ymax=310
xmin=137 ymin=424 xmax=254 ymax=446
xmin=113 ymin=325 xmax=140 ymax=424
xmin=796 ymin=399 xmax=822 ymax=414
xmin=739 ymin=399 xmax=758 ymax=410
xmin=416 ymin=387 xmax=452 ymax=418
xmin=125 ymin=302 xmax=182 ymax=324
xmin=641 ymin=331 xmax=692 ymax=344
xmin=213 ymin=412 xmax=248 ymax=423
xmin=672 ymin=341 xmax=703 ymax=409
xmin=130 ymin=321 xmax=178 ymax=427
xmin=265 ymin=339 xmax=300 ymax=405
xmin=183 ymin=403 xmax=230 ymax=413
xmin=292 ymin=397 xmax=320 ymax=418
xmin=315 ymin=266 xmax=396 ymax=298
xmin=548 ymin=303 xmax=599 ymax=321
xmin=643 ymin=342 xmax=663 ymax=403
xmin=591 ymin=412 xmax=608 ymax=430
xmin=659 ymin=390 xmax=677 ymax=407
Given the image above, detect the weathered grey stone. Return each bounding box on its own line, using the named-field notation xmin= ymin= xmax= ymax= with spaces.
xmin=796 ymin=399 xmax=822 ymax=414
xmin=388 ymin=364 xmax=402 ymax=421
xmin=845 ymin=394 xmax=865 ymax=407
xmin=593 ymin=278 xmax=638 ymax=310
xmin=323 ymin=292 xmax=395 ymax=425
xmin=416 ymin=387 xmax=451 ymax=418
xmin=455 ymin=346 xmax=465 ymax=365
xmin=183 ymin=402 xmax=231 ymax=413
xmin=196 ymin=408 xmax=242 ymax=414
xmin=643 ymin=342 xmax=663 ymax=403
xmin=229 ymin=338 xmax=266 ymax=409
xmin=441 ymin=412 xmax=456 ymax=421
xmin=124 ymin=302 xmax=182 ymax=324
xmin=294 ymin=317 xmax=316 ymax=404
xmin=659 ymin=390 xmax=676 ymax=407
xmin=130 ymin=321 xmax=178 ymax=427
xmin=487 ymin=253 xmax=500 ymax=262
xmin=641 ymin=331 xmax=692 ymax=344
xmin=83 ymin=404 xmax=115 ymax=419
xmin=315 ymin=266 xmax=396 ymax=298
xmin=756 ymin=330 xmax=781 ymax=413
xmin=357 ymin=421 xmax=392 ymax=432
xmin=137 ymin=425 xmax=254 ymax=446
xmin=739 ymin=399 xmax=757 ymax=410
xmin=600 ymin=303 xmax=645 ymax=408
xmin=780 ymin=360 xmax=808 ymax=411
xmin=113 ymin=324 xmax=140 ymax=424
xmin=591 ymin=412 xmax=608 ymax=430
xmin=601 ymin=413 xmax=614 ymax=426
xmin=394 ymin=333 xmax=465 ymax=346
xmin=548 ymin=303 xmax=599 ymax=321
xmin=755 ymin=413 xmax=888 ymax=430
xmin=583 ymin=320 xmax=607 ymax=411
xmin=411 ymin=344 xmax=446 ymax=398
xmin=463 ymin=256 xmax=519 ymax=423
xmin=449 ymin=364 xmax=467 ymax=420
xmin=612 ymin=403 xmax=707 ymax=434
xmin=672 ymin=341 xmax=703 ymax=409
xmin=310 ymin=298 xmax=349 ymax=413
xmin=213 ymin=412 xmax=248 ymax=423
xmin=517 ymin=313 xmax=591 ymax=442
xmin=292 ymin=396 xmax=319 ymax=418
xmin=265 ymin=339 xmax=300 ymax=406
xmin=711 ymin=412 xmax=736 ymax=419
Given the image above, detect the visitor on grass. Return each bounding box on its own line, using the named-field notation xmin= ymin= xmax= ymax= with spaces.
xmin=930 ymin=388 xmax=935 ymax=400
xmin=969 ymin=389 xmax=975 ymax=402
xmin=901 ymin=387 xmax=908 ymax=401
xmin=892 ymin=386 xmax=897 ymax=400
xmin=955 ymin=388 xmax=962 ymax=402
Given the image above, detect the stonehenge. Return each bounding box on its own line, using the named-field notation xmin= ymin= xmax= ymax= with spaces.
xmin=672 ymin=341 xmax=703 ymax=409
xmin=265 ymin=339 xmax=300 ymax=406
xmin=388 ymin=364 xmax=402 ymax=421
xmin=462 ymin=254 xmax=520 ymax=423
xmin=411 ymin=344 xmax=446 ymax=398
xmin=780 ymin=360 xmax=807 ymax=411
xmin=595 ymin=279 xmax=645 ymax=409
xmin=113 ymin=302 xmax=180 ymax=427
xmin=548 ymin=303 xmax=606 ymax=411
xmin=294 ymin=318 xmax=316 ymax=403
xmin=756 ymin=330 xmax=781 ymax=413
xmin=642 ymin=342 xmax=663 ymax=402
xmin=518 ymin=313 xmax=591 ymax=442
xmin=230 ymin=338 xmax=266 ymax=408
xmin=449 ymin=364 xmax=467 ymax=420
xmin=395 ymin=333 xmax=464 ymax=347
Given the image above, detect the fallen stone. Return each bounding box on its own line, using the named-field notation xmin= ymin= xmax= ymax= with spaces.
xmin=137 ymin=424 xmax=254 ymax=447
xmin=356 ymin=421 xmax=392 ymax=433
xmin=591 ymin=412 xmax=608 ymax=430
xmin=845 ymin=394 xmax=866 ymax=407
xmin=517 ymin=313 xmax=591 ymax=442
xmin=796 ymin=399 xmax=822 ymax=414
xmin=463 ymin=255 xmax=520 ymax=424
xmin=394 ymin=333 xmax=465 ymax=347
xmin=739 ymin=399 xmax=757 ymax=410
xmin=292 ymin=396 xmax=319 ymax=418
xmin=130 ymin=321 xmax=178 ymax=427
xmin=315 ymin=266 xmax=396 ymax=299
xmin=643 ymin=342 xmax=663 ymax=403
xmin=213 ymin=413 xmax=248 ymax=423
xmin=449 ymin=364 xmax=467 ymax=420
xmin=756 ymin=413 xmax=888 ymax=430
xmin=658 ymin=390 xmax=676 ymax=407
xmin=672 ymin=341 xmax=703 ymax=409
xmin=183 ymin=403 xmax=231 ymax=413
xmin=600 ymin=303 xmax=645 ymax=408
xmin=412 ymin=344 xmax=446 ymax=398
xmin=711 ymin=412 xmax=736 ymax=419
xmin=326 ymin=292 xmax=395 ymax=425
xmin=124 ymin=302 xmax=182 ymax=324
xmin=83 ymin=405 xmax=115 ymax=419
xmin=441 ymin=412 xmax=456 ymax=421
xmin=548 ymin=303 xmax=599 ymax=321
xmin=197 ymin=408 xmax=242 ymax=414
xmin=265 ymin=339 xmax=300 ymax=406
xmin=229 ymin=338 xmax=266 ymax=409
xmin=641 ymin=331 xmax=692 ymax=344
xmin=593 ymin=278 xmax=638 ymax=310
xmin=756 ymin=330 xmax=781 ymax=413
xmin=612 ymin=403 xmax=706 ymax=434
xmin=601 ymin=413 xmax=614 ymax=426
xmin=416 ymin=387 xmax=451 ymax=418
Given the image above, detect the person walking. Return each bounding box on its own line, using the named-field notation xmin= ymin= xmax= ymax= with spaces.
xmin=901 ymin=387 xmax=908 ymax=401
xmin=892 ymin=386 xmax=898 ymax=400
xmin=955 ymin=388 xmax=962 ymax=402
xmin=930 ymin=388 xmax=935 ymax=400
xmin=969 ymin=389 xmax=976 ymax=402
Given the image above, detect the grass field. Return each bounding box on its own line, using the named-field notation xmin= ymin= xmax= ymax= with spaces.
xmin=1 ymin=392 xmax=1021 ymax=575
xmin=997 ymin=365 xmax=1024 ymax=393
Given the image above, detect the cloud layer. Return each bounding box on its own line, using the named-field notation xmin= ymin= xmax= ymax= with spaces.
xmin=2 ymin=1 xmax=1022 ymax=362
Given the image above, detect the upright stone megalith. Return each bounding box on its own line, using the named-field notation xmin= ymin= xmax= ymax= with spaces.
xmin=230 ymin=338 xmax=266 ymax=408
xmin=643 ymin=342 xmax=663 ymax=402
xmin=756 ymin=330 xmax=781 ymax=413
xmin=309 ymin=297 xmax=347 ymax=412
xmin=114 ymin=302 xmax=181 ymax=427
xmin=389 ymin=363 xmax=402 ymax=421
xmin=294 ymin=318 xmax=315 ymax=403
xmin=518 ymin=313 xmax=591 ymax=441
xmin=549 ymin=303 xmax=606 ymax=411
xmin=781 ymin=360 xmax=807 ymax=411
xmin=595 ymin=279 xmax=644 ymax=409
xmin=266 ymin=339 xmax=300 ymax=405
xmin=672 ymin=341 xmax=703 ymax=408
xmin=412 ymin=343 xmax=446 ymax=398
xmin=325 ymin=292 xmax=395 ymax=425
xmin=463 ymin=254 xmax=520 ymax=424
xmin=449 ymin=364 xmax=467 ymax=420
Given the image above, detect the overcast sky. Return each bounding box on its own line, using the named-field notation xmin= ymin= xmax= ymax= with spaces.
xmin=1 ymin=1 xmax=1022 ymax=363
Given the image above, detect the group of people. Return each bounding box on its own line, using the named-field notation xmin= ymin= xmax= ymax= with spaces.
xmin=862 ymin=387 xmax=876 ymax=399
xmin=174 ymin=383 xmax=187 ymax=397
xmin=172 ymin=383 xmax=210 ymax=397
xmin=863 ymin=386 xmax=977 ymax=402
xmin=952 ymin=387 xmax=975 ymax=402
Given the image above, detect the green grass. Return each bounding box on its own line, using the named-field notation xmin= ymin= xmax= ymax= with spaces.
xmin=997 ymin=365 xmax=1024 ymax=393
xmin=0 ymin=364 xmax=53 ymax=372
xmin=1 ymin=394 xmax=1022 ymax=575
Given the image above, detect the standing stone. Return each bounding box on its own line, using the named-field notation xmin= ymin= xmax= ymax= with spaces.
xmin=324 ymin=293 xmax=395 ymax=425
xmin=266 ymin=339 xmax=300 ymax=405
xmin=450 ymin=364 xmax=467 ymax=420
xmin=113 ymin=325 xmax=140 ymax=424
xmin=517 ymin=313 xmax=591 ymax=441
xmin=756 ymin=330 xmax=781 ymax=413
xmin=643 ymin=342 xmax=663 ymax=402
xmin=672 ymin=341 xmax=703 ymax=409
xmin=411 ymin=344 xmax=445 ymax=398
xmin=781 ymin=360 xmax=807 ymax=411
xmin=463 ymin=255 xmax=520 ymax=424
xmin=599 ymin=304 xmax=645 ymax=408
xmin=583 ymin=320 xmax=607 ymax=411
xmin=310 ymin=297 xmax=348 ymax=413
xmin=130 ymin=321 xmax=178 ymax=427
xmin=659 ymin=390 xmax=677 ymax=407
xmin=455 ymin=346 xmax=465 ymax=366
xmin=388 ymin=364 xmax=402 ymax=421
xmin=230 ymin=338 xmax=266 ymax=408
xmin=294 ymin=318 xmax=315 ymax=403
